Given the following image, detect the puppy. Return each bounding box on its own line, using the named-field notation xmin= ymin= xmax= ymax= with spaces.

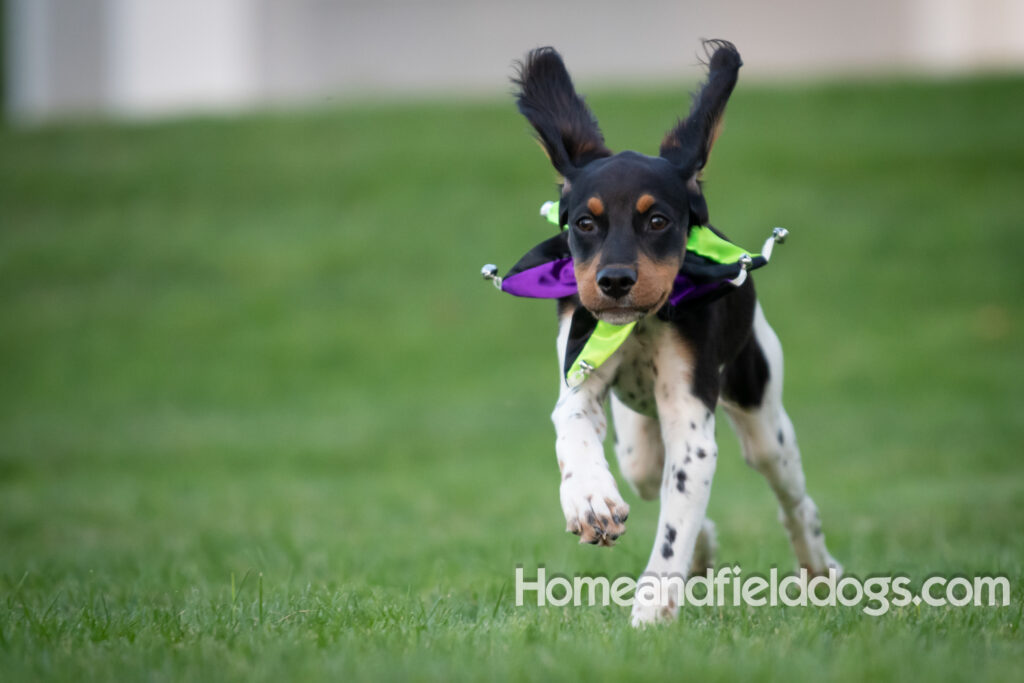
xmin=508 ymin=41 xmax=841 ymax=627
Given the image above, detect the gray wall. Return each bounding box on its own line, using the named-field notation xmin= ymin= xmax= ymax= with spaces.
xmin=7 ymin=0 xmax=1024 ymax=122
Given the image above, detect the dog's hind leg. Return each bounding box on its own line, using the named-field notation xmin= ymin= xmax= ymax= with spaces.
xmin=720 ymin=304 xmax=841 ymax=576
xmin=689 ymin=518 xmax=718 ymax=575
xmin=609 ymin=394 xmax=664 ymax=500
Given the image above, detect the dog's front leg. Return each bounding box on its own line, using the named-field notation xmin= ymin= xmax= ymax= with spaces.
xmin=631 ymin=336 xmax=718 ymax=627
xmin=551 ymin=310 xmax=629 ymax=546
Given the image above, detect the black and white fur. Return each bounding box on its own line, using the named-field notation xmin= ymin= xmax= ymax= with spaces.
xmin=513 ymin=41 xmax=840 ymax=627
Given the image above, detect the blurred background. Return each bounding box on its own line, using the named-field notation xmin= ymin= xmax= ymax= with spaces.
xmin=1 ymin=1 xmax=1022 ymax=681
xmin=6 ymin=0 xmax=1024 ymax=122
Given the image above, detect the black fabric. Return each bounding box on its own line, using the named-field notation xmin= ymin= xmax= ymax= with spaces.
xmin=679 ymin=252 xmax=767 ymax=281
xmin=563 ymin=306 xmax=598 ymax=378
xmin=504 ymin=232 xmax=571 ymax=278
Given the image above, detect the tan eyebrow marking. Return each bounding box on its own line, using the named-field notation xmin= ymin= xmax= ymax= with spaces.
xmin=586 ymin=196 xmax=605 ymax=216
xmin=635 ymin=193 xmax=656 ymax=213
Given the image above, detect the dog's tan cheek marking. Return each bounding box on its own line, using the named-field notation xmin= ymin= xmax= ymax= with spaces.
xmin=586 ymin=196 xmax=604 ymax=216
xmin=635 ymin=193 xmax=656 ymax=214
xmin=574 ymin=258 xmax=602 ymax=309
xmin=632 ymin=253 xmax=681 ymax=309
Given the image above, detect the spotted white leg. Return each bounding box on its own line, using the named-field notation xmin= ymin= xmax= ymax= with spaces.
xmin=611 ymin=368 xmax=719 ymax=576
xmin=720 ymin=304 xmax=841 ymax=576
xmin=551 ymin=310 xmax=630 ymax=546
xmin=631 ymin=331 xmax=719 ymax=627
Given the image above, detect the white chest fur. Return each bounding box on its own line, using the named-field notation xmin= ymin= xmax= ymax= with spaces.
xmin=610 ymin=318 xmax=674 ymax=419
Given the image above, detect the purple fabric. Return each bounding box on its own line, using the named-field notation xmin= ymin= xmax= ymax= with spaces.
xmin=668 ymin=274 xmax=725 ymax=305
xmin=501 ymin=259 xmax=727 ymax=304
xmin=501 ymin=258 xmax=577 ymax=298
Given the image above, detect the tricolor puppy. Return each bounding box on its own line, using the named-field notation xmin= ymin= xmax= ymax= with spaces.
xmin=508 ymin=41 xmax=841 ymax=627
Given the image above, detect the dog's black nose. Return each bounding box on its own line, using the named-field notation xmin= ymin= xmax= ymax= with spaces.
xmin=596 ymin=267 xmax=637 ymax=298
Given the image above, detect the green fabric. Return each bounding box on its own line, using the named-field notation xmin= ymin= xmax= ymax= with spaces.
xmin=566 ymin=320 xmax=636 ymax=387
xmin=544 ymin=200 xmax=561 ymax=227
xmin=686 ymin=226 xmax=759 ymax=262
xmin=543 ymin=201 xmax=757 ymax=263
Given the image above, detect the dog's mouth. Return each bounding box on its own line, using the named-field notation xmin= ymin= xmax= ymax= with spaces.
xmin=591 ymin=306 xmax=647 ymax=325
xmin=588 ymin=290 xmax=670 ymax=325
xmin=591 ymin=294 xmax=670 ymax=324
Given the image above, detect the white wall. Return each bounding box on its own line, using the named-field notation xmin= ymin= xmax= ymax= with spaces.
xmin=105 ymin=0 xmax=258 ymax=114
xmin=6 ymin=0 xmax=1024 ymax=122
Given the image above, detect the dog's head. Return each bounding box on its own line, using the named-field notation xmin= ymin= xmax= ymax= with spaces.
xmin=513 ymin=41 xmax=741 ymax=324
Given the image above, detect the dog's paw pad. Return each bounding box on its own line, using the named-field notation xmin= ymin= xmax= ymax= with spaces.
xmin=560 ymin=474 xmax=629 ymax=547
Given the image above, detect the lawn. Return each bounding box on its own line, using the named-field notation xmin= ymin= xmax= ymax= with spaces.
xmin=1 ymin=74 xmax=1022 ymax=681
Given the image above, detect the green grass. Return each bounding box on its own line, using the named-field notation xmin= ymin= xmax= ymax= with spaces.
xmin=1 ymin=75 xmax=1023 ymax=681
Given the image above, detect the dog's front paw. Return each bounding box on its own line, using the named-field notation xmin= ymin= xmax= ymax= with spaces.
xmin=559 ymin=469 xmax=629 ymax=546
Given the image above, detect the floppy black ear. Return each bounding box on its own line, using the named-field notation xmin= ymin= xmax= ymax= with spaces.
xmin=660 ymin=40 xmax=742 ymax=225
xmin=513 ymin=47 xmax=612 ymax=181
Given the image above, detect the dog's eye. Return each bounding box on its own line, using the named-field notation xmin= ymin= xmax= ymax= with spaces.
xmin=649 ymin=215 xmax=670 ymax=231
xmin=575 ymin=217 xmax=596 ymax=233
